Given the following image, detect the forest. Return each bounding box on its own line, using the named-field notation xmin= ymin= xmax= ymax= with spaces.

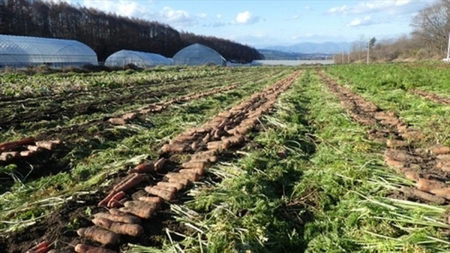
xmin=0 ymin=0 xmax=264 ymax=63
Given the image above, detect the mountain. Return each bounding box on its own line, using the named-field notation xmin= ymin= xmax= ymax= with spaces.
xmin=258 ymin=49 xmax=332 ymax=60
xmin=263 ymin=42 xmax=352 ymax=54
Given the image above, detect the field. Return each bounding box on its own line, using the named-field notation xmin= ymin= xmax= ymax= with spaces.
xmin=1 ymin=63 xmax=450 ymax=253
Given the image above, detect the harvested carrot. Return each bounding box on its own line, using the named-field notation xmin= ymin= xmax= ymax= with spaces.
xmin=98 ymin=191 xmax=118 ymax=207
xmin=113 ymin=173 xmax=148 ymax=192
xmin=0 ymin=151 xmax=19 ymax=161
xmin=20 ymin=150 xmax=36 ymax=157
xmin=182 ymin=161 xmax=207 ymax=170
xmin=74 ymin=244 xmax=116 ymax=253
xmin=165 ymin=172 xmax=198 ymax=183
xmin=157 ymin=181 xmax=185 ymax=191
xmin=128 ymin=163 xmax=155 ymax=174
xmin=105 ymin=191 xmax=126 ymax=208
xmin=108 ymin=208 xmax=127 ymax=216
xmin=77 ymin=226 xmax=120 ymax=245
xmin=178 ymin=170 xmax=201 ymax=181
xmin=92 ymin=217 xmax=144 ymax=237
xmin=107 ymin=199 xmax=124 ymax=208
xmin=416 ymin=178 xmax=447 ymax=192
xmin=26 ymin=240 xmax=49 ymax=253
xmin=16 ymin=137 xmax=36 ymax=146
xmin=160 ymin=144 xmax=187 ymax=153
xmin=36 ymin=140 xmax=59 ymax=150
xmin=179 ymin=168 xmax=205 ymax=176
xmin=168 ymin=177 xmax=190 ymax=186
xmin=144 ymin=186 xmax=176 ymax=201
xmin=94 ymin=212 xmax=141 ymax=224
xmin=108 ymin=117 xmax=126 ymax=125
xmin=154 ymin=157 xmax=166 ymax=171
xmin=138 ymin=196 xmax=163 ymax=205
xmin=119 ymin=200 xmax=159 ymax=219
xmin=0 ymin=141 xmax=17 ymax=152
xmin=430 ymin=145 xmax=450 ymax=155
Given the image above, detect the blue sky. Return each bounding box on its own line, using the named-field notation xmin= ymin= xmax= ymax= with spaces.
xmin=64 ymin=0 xmax=436 ymax=48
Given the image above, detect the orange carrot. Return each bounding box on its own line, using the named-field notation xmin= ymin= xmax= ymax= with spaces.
xmin=92 ymin=217 xmax=144 ymax=237
xmin=168 ymin=177 xmax=190 ymax=186
xmin=19 ymin=150 xmax=36 ymax=157
xmin=431 ymin=145 xmax=450 ymax=155
xmin=179 ymin=168 xmax=205 ymax=176
xmin=165 ymin=172 xmax=198 ymax=182
xmin=144 ymin=186 xmax=176 ymax=201
xmin=119 ymin=200 xmax=159 ymax=219
xmin=416 ymin=178 xmax=447 ymax=192
xmin=113 ymin=174 xmax=148 ymax=192
xmin=154 ymin=157 xmax=166 ymax=171
xmin=128 ymin=163 xmax=155 ymax=174
xmin=157 ymin=181 xmax=185 ymax=191
xmin=16 ymin=137 xmax=36 ymax=146
xmin=178 ymin=170 xmax=201 ymax=181
xmin=182 ymin=161 xmax=207 ymax=170
xmin=93 ymin=212 xmax=141 ymax=224
xmin=138 ymin=196 xmax=163 ymax=205
xmin=74 ymin=244 xmax=116 ymax=253
xmin=0 ymin=151 xmax=19 ymax=161
xmin=98 ymin=191 xmax=118 ymax=207
xmin=35 ymin=141 xmax=59 ymax=150
xmin=26 ymin=241 xmax=49 ymax=253
xmin=106 ymin=191 xmax=126 ymax=208
xmin=77 ymin=226 xmax=120 ymax=245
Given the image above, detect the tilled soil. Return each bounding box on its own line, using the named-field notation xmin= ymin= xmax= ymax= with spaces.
xmin=0 ymin=70 xmax=301 ymax=253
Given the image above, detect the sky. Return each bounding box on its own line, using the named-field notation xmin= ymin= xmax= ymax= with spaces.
xmin=61 ymin=0 xmax=437 ymax=48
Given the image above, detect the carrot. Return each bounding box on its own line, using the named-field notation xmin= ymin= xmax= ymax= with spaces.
xmin=144 ymin=186 xmax=176 ymax=201
xmin=167 ymin=177 xmax=190 ymax=187
xmin=105 ymin=191 xmax=125 ymax=208
xmin=0 ymin=151 xmax=19 ymax=161
xmin=154 ymin=157 xmax=166 ymax=171
xmin=74 ymin=244 xmax=116 ymax=253
xmin=178 ymin=170 xmax=201 ymax=181
xmin=179 ymin=168 xmax=205 ymax=176
xmin=128 ymin=163 xmax=155 ymax=174
xmin=35 ymin=141 xmax=59 ymax=150
xmin=383 ymin=156 xmax=405 ymax=169
xmin=94 ymin=212 xmax=141 ymax=224
xmin=165 ymin=172 xmax=198 ymax=183
xmin=98 ymin=191 xmax=118 ymax=207
xmin=399 ymin=186 xmax=446 ymax=204
xmin=182 ymin=161 xmax=207 ymax=170
xmin=107 ymin=199 xmax=124 ymax=208
xmin=20 ymin=150 xmax=36 ymax=157
xmin=157 ymin=181 xmax=185 ymax=191
xmin=430 ymin=145 xmax=450 ymax=155
xmin=77 ymin=226 xmax=120 ymax=245
xmin=386 ymin=139 xmax=408 ymax=148
xmin=207 ymin=141 xmax=226 ymax=150
xmin=119 ymin=200 xmax=159 ymax=219
xmin=416 ymin=178 xmax=447 ymax=192
xmin=0 ymin=141 xmax=17 ymax=152
xmin=26 ymin=241 xmax=49 ymax=253
xmin=113 ymin=173 xmax=148 ymax=192
xmin=138 ymin=196 xmax=163 ymax=205
xmin=16 ymin=137 xmax=36 ymax=146
xmin=92 ymin=217 xmax=144 ymax=237
xmin=108 ymin=117 xmax=126 ymax=125
xmin=122 ymin=112 xmax=137 ymax=120
xmin=160 ymin=144 xmax=188 ymax=153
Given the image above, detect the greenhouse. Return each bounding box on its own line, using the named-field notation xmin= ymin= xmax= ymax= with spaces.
xmin=173 ymin=43 xmax=226 ymax=66
xmin=104 ymin=50 xmax=171 ymax=68
xmin=0 ymin=34 xmax=98 ymax=68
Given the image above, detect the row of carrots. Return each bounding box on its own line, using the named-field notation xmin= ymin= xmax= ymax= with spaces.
xmin=26 ymin=71 xmax=301 ymax=253
xmin=0 ymin=137 xmax=61 ymax=162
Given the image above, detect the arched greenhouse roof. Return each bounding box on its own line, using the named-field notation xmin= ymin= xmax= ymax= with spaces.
xmin=0 ymin=34 xmax=98 ymax=67
xmin=105 ymin=50 xmax=171 ymax=68
xmin=173 ymin=43 xmax=226 ymax=66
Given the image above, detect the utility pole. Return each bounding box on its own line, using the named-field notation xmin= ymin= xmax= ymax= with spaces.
xmin=366 ymin=40 xmax=370 ymax=64
xmin=446 ymin=29 xmax=450 ymax=61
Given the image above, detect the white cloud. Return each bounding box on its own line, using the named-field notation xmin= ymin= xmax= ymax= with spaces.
xmin=216 ymin=14 xmax=222 ymax=19
xmin=290 ymin=15 xmax=300 ymax=20
xmin=81 ymin=0 xmax=146 ymax=18
xmin=159 ymin=7 xmax=197 ymax=26
xmin=197 ymin=13 xmax=208 ymax=19
xmin=326 ymin=0 xmax=427 ymax=16
xmin=347 ymin=16 xmax=374 ymax=27
xmin=235 ymin=11 xmax=260 ymax=25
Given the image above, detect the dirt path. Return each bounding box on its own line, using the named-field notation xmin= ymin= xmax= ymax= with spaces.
xmin=412 ymin=89 xmax=450 ymax=106
xmin=0 ymin=70 xmax=301 ymax=253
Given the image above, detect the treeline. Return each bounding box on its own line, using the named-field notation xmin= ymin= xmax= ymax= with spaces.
xmin=0 ymin=0 xmax=263 ymax=62
xmin=334 ymin=0 xmax=450 ymax=63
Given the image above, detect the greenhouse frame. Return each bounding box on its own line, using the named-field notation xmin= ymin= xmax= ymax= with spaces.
xmin=0 ymin=34 xmax=98 ymax=68
xmin=173 ymin=43 xmax=226 ymax=66
xmin=104 ymin=50 xmax=171 ymax=68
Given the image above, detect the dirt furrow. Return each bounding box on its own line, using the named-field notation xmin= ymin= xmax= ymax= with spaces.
xmin=0 ymin=70 xmax=301 ymax=253
xmin=318 ymin=70 xmax=450 ymax=205
xmin=412 ymin=89 xmax=450 ymax=106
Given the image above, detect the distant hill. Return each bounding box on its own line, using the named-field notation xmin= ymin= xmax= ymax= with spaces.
xmin=263 ymin=42 xmax=352 ymax=55
xmin=258 ymin=49 xmax=332 ymax=60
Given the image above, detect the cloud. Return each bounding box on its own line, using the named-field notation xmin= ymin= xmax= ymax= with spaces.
xmin=347 ymin=16 xmax=375 ymax=27
xmin=290 ymin=15 xmax=300 ymax=20
xmin=326 ymin=0 xmax=426 ymax=16
xmin=235 ymin=11 xmax=260 ymax=25
xmin=212 ymin=22 xmax=227 ymax=27
xmin=158 ymin=7 xmax=198 ymax=27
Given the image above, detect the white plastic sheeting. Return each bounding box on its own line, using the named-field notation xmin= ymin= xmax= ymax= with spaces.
xmin=0 ymin=34 xmax=98 ymax=67
xmin=104 ymin=50 xmax=171 ymax=68
xmin=173 ymin=43 xmax=226 ymax=66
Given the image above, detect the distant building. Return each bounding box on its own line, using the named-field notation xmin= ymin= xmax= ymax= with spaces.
xmin=173 ymin=43 xmax=226 ymax=66
xmin=0 ymin=34 xmax=98 ymax=68
xmin=105 ymin=50 xmax=171 ymax=68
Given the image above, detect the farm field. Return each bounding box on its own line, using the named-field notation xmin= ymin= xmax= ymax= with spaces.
xmin=1 ymin=63 xmax=450 ymax=252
